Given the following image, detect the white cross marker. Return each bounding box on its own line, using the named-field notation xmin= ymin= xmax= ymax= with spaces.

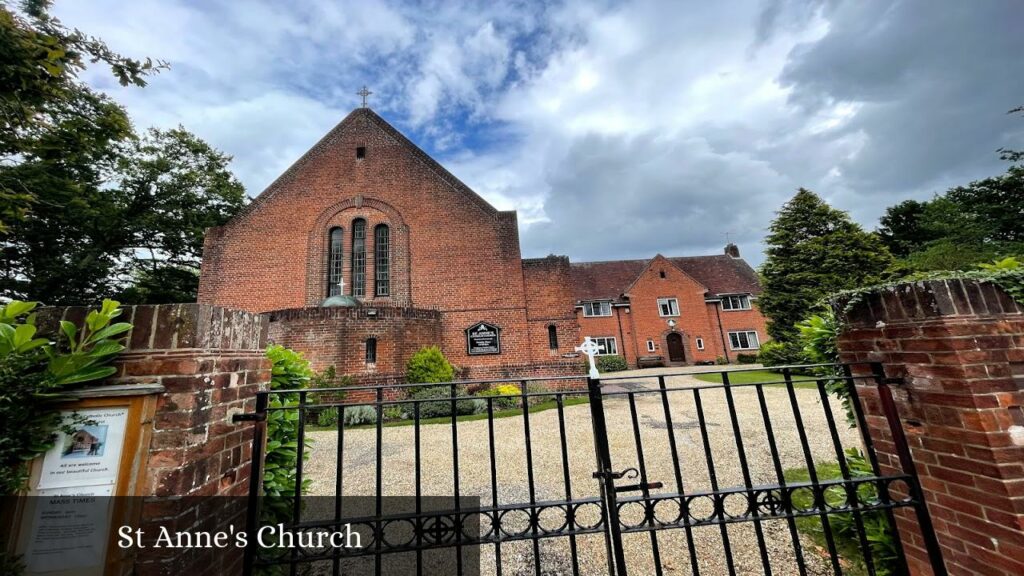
xmin=576 ymin=337 xmax=602 ymax=379
xmin=337 ymin=276 xmax=346 ymax=295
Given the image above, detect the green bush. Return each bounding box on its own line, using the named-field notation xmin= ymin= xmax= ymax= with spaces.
xmin=309 ymin=365 xmax=351 ymax=404
xmin=342 ymin=405 xmax=377 ymax=426
xmin=262 ymin=345 xmax=313 ymax=520
xmin=406 ymin=386 xmax=476 ymax=419
xmin=475 ymin=384 xmax=522 ymax=410
xmin=714 ymin=356 xmax=729 ymax=365
xmin=756 ymin=340 xmax=809 ymax=368
xmin=1 ymin=299 xmax=132 ymax=495
xmin=316 ymin=407 xmax=339 ymax=427
xmin=595 ymin=354 xmax=628 ymax=372
xmin=405 ymin=346 xmax=455 ymax=393
xmin=383 ymin=405 xmax=406 ymax=422
xmin=790 ymin=449 xmax=899 ymax=575
xmin=735 ymin=353 xmax=759 ymax=364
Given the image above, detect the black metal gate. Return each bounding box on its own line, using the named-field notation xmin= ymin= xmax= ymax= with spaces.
xmin=235 ymin=363 xmax=947 ymax=575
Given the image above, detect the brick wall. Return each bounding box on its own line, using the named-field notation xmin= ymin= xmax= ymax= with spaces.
xmin=267 ymin=304 xmax=442 ymax=375
xmin=625 ymin=255 xmax=721 ymax=365
xmin=523 ymin=255 xmax=581 ymax=361
xmin=198 ymin=107 xmax=539 ymax=377
xmin=835 ymin=279 xmax=1024 ymax=576
xmin=38 ymin=304 xmax=270 ymax=576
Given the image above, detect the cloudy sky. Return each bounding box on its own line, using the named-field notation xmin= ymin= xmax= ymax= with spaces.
xmin=55 ymin=0 xmax=1024 ymax=266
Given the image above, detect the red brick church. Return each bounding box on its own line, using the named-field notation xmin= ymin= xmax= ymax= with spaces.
xmin=197 ymin=107 xmax=767 ymax=380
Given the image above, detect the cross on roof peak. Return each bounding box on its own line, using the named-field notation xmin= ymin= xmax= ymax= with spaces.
xmin=357 ymin=86 xmax=373 ymax=108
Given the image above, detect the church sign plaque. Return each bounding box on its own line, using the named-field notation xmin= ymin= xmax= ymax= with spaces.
xmin=466 ymin=322 xmax=501 ymax=355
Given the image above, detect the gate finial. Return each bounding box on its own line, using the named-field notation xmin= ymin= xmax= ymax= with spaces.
xmin=575 ymin=336 xmax=602 ymax=379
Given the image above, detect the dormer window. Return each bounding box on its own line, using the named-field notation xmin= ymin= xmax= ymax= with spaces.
xmin=722 ymin=295 xmax=751 ymax=311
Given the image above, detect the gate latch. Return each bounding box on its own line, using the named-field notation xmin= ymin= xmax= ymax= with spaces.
xmin=593 ymin=467 xmax=663 ymax=492
xmin=593 ymin=467 xmax=639 ymax=481
xmin=232 ymin=412 xmax=266 ymax=423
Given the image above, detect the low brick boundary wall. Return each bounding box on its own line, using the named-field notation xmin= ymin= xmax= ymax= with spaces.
xmin=835 ymin=279 xmax=1024 ymax=575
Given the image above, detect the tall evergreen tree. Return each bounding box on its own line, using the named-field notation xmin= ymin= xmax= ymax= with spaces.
xmin=759 ymin=189 xmax=894 ymax=342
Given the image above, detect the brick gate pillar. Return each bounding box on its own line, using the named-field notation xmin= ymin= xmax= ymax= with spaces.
xmin=38 ymin=303 xmax=270 ymax=576
xmin=835 ymin=279 xmax=1024 ymax=575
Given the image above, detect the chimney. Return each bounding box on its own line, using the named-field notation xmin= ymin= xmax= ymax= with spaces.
xmin=724 ymin=243 xmax=740 ymax=258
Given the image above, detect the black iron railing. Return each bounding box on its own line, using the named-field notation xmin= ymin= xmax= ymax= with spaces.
xmin=235 ymin=363 xmax=946 ymax=576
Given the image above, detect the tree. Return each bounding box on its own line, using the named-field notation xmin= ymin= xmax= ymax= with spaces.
xmin=1 ymin=125 xmax=245 ymax=305
xmin=0 ymin=0 xmax=165 ymax=232
xmin=759 ymin=189 xmax=894 ymax=342
xmin=877 ymin=162 xmax=1024 ymax=273
xmin=877 ymin=199 xmax=932 ymax=258
xmin=114 ymin=127 xmax=246 ymax=303
xmin=0 ymin=3 xmax=244 ymax=304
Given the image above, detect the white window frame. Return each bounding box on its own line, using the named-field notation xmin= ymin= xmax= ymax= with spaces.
xmin=582 ymin=301 xmax=612 ymax=317
xmin=646 ymin=340 xmax=655 ymax=352
xmin=721 ymin=295 xmax=752 ymax=311
xmin=590 ymin=336 xmax=618 ymax=356
xmin=657 ymin=297 xmax=680 ymax=317
xmin=728 ymin=331 xmax=760 ymax=350
xmin=695 ymin=337 xmax=705 ymax=351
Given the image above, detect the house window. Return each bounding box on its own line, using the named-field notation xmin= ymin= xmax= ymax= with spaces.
xmin=696 ymin=337 xmax=705 ymax=351
xmin=374 ymin=224 xmax=390 ymax=296
xmin=547 ymin=325 xmax=558 ymax=350
xmin=728 ymin=331 xmax=760 ymax=350
xmin=351 ymin=219 xmax=366 ymax=297
xmin=589 ymin=336 xmax=617 ymax=356
xmin=722 ymin=295 xmax=751 ymax=311
xmin=582 ymin=301 xmax=612 ymax=317
xmin=327 ymin=227 xmax=344 ymax=296
xmin=646 ymin=340 xmax=655 ymax=352
xmin=659 ymin=270 xmax=666 ymax=278
xmin=365 ymin=337 xmax=377 ymax=364
xmin=657 ymin=297 xmax=679 ymax=317
xmin=356 ymin=146 xmax=366 ymax=159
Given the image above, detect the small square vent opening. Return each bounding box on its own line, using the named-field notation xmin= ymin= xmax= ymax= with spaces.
xmin=356 ymin=146 xmax=366 ymax=159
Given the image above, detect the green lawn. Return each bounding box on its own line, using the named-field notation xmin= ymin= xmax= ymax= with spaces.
xmin=692 ymin=369 xmax=820 ymax=388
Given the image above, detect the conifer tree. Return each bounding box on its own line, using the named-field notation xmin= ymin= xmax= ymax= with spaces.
xmin=759 ymin=189 xmax=893 ymax=342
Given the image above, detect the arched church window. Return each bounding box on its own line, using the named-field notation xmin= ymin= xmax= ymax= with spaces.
xmin=327 ymin=227 xmax=344 ymax=296
xmin=375 ymin=224 xmax=390 ymax=296
xmin=351 ymin=219 xmax=366 ymax=297
xmin=547 ymin=325 xmax=558 ymax=350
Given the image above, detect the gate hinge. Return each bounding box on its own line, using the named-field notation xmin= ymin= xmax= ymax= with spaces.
xmin=232 ymin=412 xmax=266 ymax=423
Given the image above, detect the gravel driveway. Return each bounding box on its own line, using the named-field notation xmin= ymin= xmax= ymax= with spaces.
xmin=304 ymin=371 xmax=860 ymax=575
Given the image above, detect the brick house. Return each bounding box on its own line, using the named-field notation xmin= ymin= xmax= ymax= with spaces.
xmin=197 ymin=107 xmax=767 ymax=377
xmin=569 ymin=250 xmax=767 ymax=367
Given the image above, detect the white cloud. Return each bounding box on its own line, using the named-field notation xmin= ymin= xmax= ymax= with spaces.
xmin=52 ymin=0 xmax=1024 ymax=267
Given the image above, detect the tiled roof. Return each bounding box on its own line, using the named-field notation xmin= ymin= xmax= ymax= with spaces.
xmin=569 ymin=255 xmax=761 ymax=302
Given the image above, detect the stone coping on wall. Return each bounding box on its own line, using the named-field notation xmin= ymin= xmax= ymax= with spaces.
xmin=36 ymin=303 xmax=268 ymax=352
xmin=832 ymin=278 xmax=1023 ymax=328
xmin=266 ymin=304 xmax=441 ymax=322
xmin=63 ymin=383 xmax=166 ymax=398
